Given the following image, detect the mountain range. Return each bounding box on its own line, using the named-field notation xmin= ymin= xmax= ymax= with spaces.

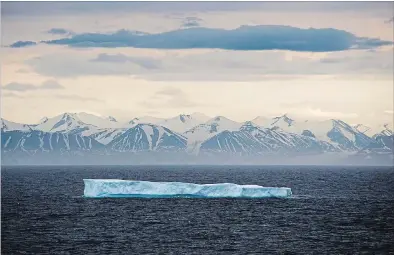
xmin=1 ymin=112 xmax=393 ymax=165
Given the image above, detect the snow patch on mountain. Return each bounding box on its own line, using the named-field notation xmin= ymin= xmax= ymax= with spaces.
xmin=107 ymin=116 xmax=117 ymax=122
xmin=89 ymin=128 xmax=126 ymax=145
xmin=1 ymin=118 xmax=33 ymax=132
xmin=159 ymin=113 xmax=210 ymax=133
xmin=354 ymin=123 xmax=393 ymax=138
xmin=108 ymin=124 xmax=187 ymax=152
xmin=126 ymin=116 xmax=164 ymax=126
xmin=200 ymin=121 xmax=338 ymax=155
xmin=184 ymin=116 xmax=242 ymax=152
xmin=254 ymin=115 xmax=373 ymax=151
xmin=1 ymin=130 xmax=104 ymax=153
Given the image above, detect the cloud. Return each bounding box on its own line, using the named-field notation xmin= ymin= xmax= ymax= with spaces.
xmin=181 ymin=17 xmax=203 ymax=28
xmin=11 ymin=25 xmax=393 ymax=52
xmin=2 ymin=92 xmax=25 ymax=98
xmin=384 ymin=110 xmax=394 ymax=115
xmin=54 ymin=94 xmax=103 ymax=102
xmin=92 ymin=53 xmax=160 ymax=69
xmin=279 ymin=103 xmax=359 ymax=120
xmin=40 ymin=80 xmax=65 ymax=89
xmin=2 ymin=2 xmax=392 ymax=16
xmin=26 ymin=47 xmax=393 ymax=81
xmin=2 ymin=91 xmax=102 ymax=103
xmin=155 ymin=87 xmax=183 ymax=96
xmin=304 ymin=108 xmax=359 ymax=119
xmin=47 ymin=28 xmax=73 ymax=35
xmin=9 ymin=41 xmax=37 ymax=48
xmin=141 ymin=87 xmax=199 ymax=108
xmin=3 ymin=83 xmax=37 ymax=91
xmin=2 ymin=80 xmax=64 ymax=91
xmin=384 ymin=17 xmax=394 ymax=24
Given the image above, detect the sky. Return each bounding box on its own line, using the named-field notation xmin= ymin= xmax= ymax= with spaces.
xmin=1 ymin=2 xmax=393 ymax=126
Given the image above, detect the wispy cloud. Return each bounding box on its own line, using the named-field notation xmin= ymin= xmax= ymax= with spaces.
xmin=141 ymin=87 xmax=199 ymax=108
xmin=2 ymin=92 xmax=102 ymax=103
xmin=26 ymin=47 xmax=394 ymax=81
xmin=181 ymin=17 xmax=203 ymax=28
xmin=92 ymin=53 xmax=160 ymax=69
xmin=2 ymin=92 xmax=25 ymax=98
xmin=3 ymin=80 xmax=64 ymax=91
xmin=55 ymin=94 xmax=103 ymax=102
xmin=47 ymin=28 xmax=73 ymax=35
xmin=10 ymin=25 xmax=393 ymax=52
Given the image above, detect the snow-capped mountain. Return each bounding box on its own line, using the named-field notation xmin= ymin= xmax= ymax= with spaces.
xmin=251 ymin=116 xmax=273 ymax=128
xmin=107 ymin=124 xmax=187 ymax=152
xmin=34 ymin=112 xmax=122 ymax=133
xmin=2 ymin=112 xmax=392 ymax=165
xmin=354 ymin=123 xmax=393 ymax=138
xmin=33 ymin=113 xmax=99 ymax=135
xmin=1 ymin=118 xmax=33 ymax=132
xmin=158 ymin=113 xmax=210 ymax=133
xmin=199 ymin=121 xmax=337 ymax=155
xmin=253 ymin=114 xmax=301 ymax=129
xmin=357 ymin=122 xmax=394 ymax=154
xmin=354 ymin=124 xmax=371 ymax=135
xmin=299 ymin=119 xmax=373 ymax=151
xmin=373 ymin=133 xmax=393 ymax=151
xmin=1 ymin=130 xmax=104 ymax=153
xmin=107 ymin=116 xmax=118 ymax=123
xmin=183 ymin=116 xmax=242 ymax=152
xmin=205 ymin=116 xmax=241 ymax=130
xmin=39 ymin=117 xmax=49 ymax=125
xmin=271 ymin=114 xmax=296 ymax=127
xmin=372 ymin=123 xmax=393 ymax=138
xmin=89 ymin=128 xmax=126 ymax=145
xmin=253 ymin=114 xmax=374 ymax=151
xmin=126 ymin=116 xmax=164 ymax=126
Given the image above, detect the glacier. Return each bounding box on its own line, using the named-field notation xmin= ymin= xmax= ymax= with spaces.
xmin=83 ymin=179 xmax=292 ymax=198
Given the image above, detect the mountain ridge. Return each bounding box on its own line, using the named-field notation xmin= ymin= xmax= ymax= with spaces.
xmin=2 ymin=112 xmax=392 ymax=165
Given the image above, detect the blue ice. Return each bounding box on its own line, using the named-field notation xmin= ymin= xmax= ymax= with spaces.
xmin=83 ymin=179 xmax=292 ymax=198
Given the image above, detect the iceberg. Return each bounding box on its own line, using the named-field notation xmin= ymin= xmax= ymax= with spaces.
xmin=83 ymin=179 xmax=292 ymax=198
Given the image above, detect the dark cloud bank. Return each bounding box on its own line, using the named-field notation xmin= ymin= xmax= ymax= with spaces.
xmin=10 ymin=25 xmax=392 ymax=52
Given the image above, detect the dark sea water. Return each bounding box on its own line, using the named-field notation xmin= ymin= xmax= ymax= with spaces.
xmin=2 ymin=165 xmax=394 ymax=254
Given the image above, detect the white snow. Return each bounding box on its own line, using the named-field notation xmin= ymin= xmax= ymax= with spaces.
xmin=158 ymin=113 xmax=211 ymax=133
xmin=251 ymin=116 xmax=273 ymax=128
xmin=356 ymin=123 xmax=394 ymax=137
xmin=90 ymin=128 xmax=126 ymax=145
xmin=205 ymin=116 xmax=241 ymax=131
xmin=141 ymin=125 xmax=154 ymax=149
xmin=4 ymin=136 xmax=11 ymax=148
xmin=354 ymin=124 xmax=370 ymax=134
xmin=256 ymin=116 xmax=355 ymax=144
xmin=183 ymin=116 xmax=241 ymax=149
xmin=39 ymin=117 xmax=49 ymax=124
xmin=75 ymin=112 xmax=122 ymax=128
xmin=34 ymin=112 xmax=122 ymax=133
xmin=126 ymin=116 xmax=164 ymax=127
xmin=189 ymin=112 xmax=211 ymax=122
xmin=83 ymin=179 xmax=292 ymax=198
xmin=1 ymin=118 xmax=32 ymax=132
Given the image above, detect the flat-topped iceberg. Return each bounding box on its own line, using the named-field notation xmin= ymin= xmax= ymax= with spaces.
xmin=83 ymin=179 xmax=292 ymax=198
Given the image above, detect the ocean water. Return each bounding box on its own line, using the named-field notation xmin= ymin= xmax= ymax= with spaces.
xmin=1 ymin=165 xmax=394 ymax=254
